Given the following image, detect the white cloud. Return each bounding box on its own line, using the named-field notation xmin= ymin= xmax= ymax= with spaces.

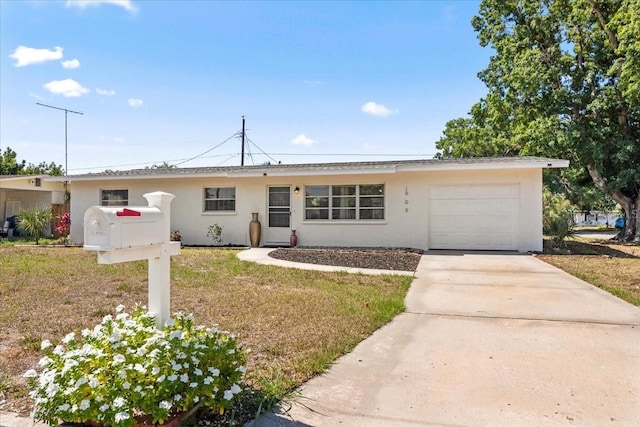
xmin=128 ymin=98 xmax=143 ymax=107
xmin=43 ymin=79 xmax=90 ymax=97
xmin=9 ymin=46 xmax=63 ymax=67
xmin=361 ymin=101 xmax=397 ymax=118
xmin=66 ymin=0 xmax=138 ymax=13
xmin=61 ymin=58 xmax=80 ymax=69
xmin=291 ymin=134 xmax=315 ymax=146
xmin=96 ymin=88 xmax=116 ymax=96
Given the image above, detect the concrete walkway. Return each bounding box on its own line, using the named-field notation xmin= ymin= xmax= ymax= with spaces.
xmin=250 ymin=251 xmax=640 ymax=426
xmin=237 ymin=248 xmax=415 ymax=276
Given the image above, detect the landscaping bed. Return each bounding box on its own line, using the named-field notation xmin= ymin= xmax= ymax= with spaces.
xmin=269 ymin=247 xmax=423 ymax=271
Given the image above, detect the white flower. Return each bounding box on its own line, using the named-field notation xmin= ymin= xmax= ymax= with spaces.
xmin=194 ymin=368 xmax=203 ymax=376
xmin=223 ymin=390 xmax=234 ymax=400
xmin=79 ymin=399 xmax=91 ymax=410
xmin=134 ymin=363 xmax=145 ymax=373
xmin=208 ymin=368 xmax=220 ymax=377
xmin=157 ymin=374 xmax=166 ymax=382
xmin=123 ymin=381 xmax=131 ymax=390
xmin=190 ymin=382 xmax=198 ymax=388
xmin=115 ymin=412 xmax=130 ymax=423
xmin=230 ymin=383 xmax=242 ymax=394
xmin=40 ymin=339 xmax=52 ymax=350
xmin=180 ymin=374 xmax=189 ymax=383
xmin=171 ymin=362 xmax=182 ymax=371
xmin=169 ymin=330 xmax=183 ymax=340
xmin=168 ymin=374 xmax=177 ymax=382
xmin=58 ymin=403 xmax=71 ymax=411
xmin=204 ymin=376 xmax=213 ymax=385
xmin=113 ymin=397 xmax=126 ymax=408
xmin=134 ymin=385 xmax=142 ymax=393
xmin=74 ymin=377 xmax=88 ymax=388
xmin=151 ymin=367 xmax=161 ymax=375
xmin=227 ymin=349 xmax=236 ymax=355
xmin=113 ymin=354 xmax=126 ymax=364
xmin=38 ymin=356 xmax=52 ymax=367
xmin=89 ymin=377 xmax=99 ymax=388
xmin=237 ymin=366 xmax=246 ymax=374
xmin=118 ymin=369 xmax=127 ymax=379
xmin=165 ymin=318 xmax=175 ymax=327
xmin=159 ymin=401 xmax=171 ymax=410
xmin=62 ymin=332 xmax=75 ymax=344
xmin=53 ymin=345 xmax=65 ymax=356
xmin=99 ymin=404 xmax=110 ymax=412
xmin=193 ymin=396 xmax=200 ymax=403
xmin=174 ymin=394 xmax=182 ymax=402
xmin=81 ymin=328 xmax=91 ymax=337
xmin=102 ymin=314 xmax=113 ymax=323
xmin=116 ymin=304 xmax=126 ymax=312
xmin=23 ymin=369 xmax=38 ymax=378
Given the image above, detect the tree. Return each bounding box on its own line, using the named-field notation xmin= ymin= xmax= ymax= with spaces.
xmin=0 ymin=147 xmax=63 ymax=176
xmin=437 ymin=0 xmax=640 ymax=242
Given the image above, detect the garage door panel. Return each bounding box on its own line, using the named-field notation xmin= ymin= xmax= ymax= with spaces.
xmin=430 ymin=184 xmax=519 ymax=200
xmin=429 ymin=185 xmax=519 ymax=251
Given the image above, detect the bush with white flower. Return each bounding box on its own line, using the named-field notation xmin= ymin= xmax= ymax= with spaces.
xmin=24 ymin=305 xmax=247 ymax=427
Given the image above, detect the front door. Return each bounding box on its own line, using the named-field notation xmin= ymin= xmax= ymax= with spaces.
xmin=266 ymin=186 xmax=291 ymax=244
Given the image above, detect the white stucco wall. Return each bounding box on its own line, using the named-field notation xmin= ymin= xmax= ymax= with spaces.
xmin=68 ymin=167 xmax=543 ymax=251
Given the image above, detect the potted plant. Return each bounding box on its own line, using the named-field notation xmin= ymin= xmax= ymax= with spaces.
xmin=24 ymin=305 xmax=246 ymax=427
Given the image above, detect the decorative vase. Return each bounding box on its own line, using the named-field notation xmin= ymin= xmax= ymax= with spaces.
xmin=249 ymin=212 xmax=261 ymax=247
xmin=290 ymin=230 xmax=298 ymax=247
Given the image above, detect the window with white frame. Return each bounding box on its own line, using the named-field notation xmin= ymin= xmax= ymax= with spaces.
xmin=305 ymin=184 xmax=384 ymax=220
xmin=101 ymin=189 xmax=128 ymax=206
xmin=204 ymin=187 xmax=236 ymax=212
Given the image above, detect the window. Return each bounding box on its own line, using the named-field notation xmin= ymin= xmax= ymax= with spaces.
xmin=204 ymin=187 xmax=236 ymax=212
xmin=101 ymin=189 xmax=128 ymax=206
xmin=305 ymin=184 xmax=384 ymax=221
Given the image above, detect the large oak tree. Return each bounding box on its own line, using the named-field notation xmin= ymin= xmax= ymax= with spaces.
xmin=437 ymin=0 xmax=639 ymax=241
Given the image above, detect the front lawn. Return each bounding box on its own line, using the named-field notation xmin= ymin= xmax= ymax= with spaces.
xmin=538 ymin=238 xmax=640 ymax=306
xmin=0 ymin=247 xmax=413 ymax=424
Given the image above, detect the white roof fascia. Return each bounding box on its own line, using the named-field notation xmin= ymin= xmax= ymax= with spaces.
xmin=398 ymin=159 xmax=569 ymax=172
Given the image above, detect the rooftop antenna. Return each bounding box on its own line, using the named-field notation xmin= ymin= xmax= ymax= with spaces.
xmin=241 ymin=116 xmax=245 ymax=166
xmin=36 ymin=102 xmax=84 ymax=178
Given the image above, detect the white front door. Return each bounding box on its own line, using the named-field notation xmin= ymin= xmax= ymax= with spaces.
xmin=266 ymin=186 xmax=291 ymax=244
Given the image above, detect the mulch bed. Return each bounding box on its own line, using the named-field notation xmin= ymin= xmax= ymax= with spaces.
xmin=268 ymin=247 xmax=423 ymax=272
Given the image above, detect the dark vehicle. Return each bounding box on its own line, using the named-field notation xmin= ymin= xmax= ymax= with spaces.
xmin=615 ymin=217 xmax=625 ymax=229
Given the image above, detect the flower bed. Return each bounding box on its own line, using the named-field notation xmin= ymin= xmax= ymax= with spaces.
xmin=24 ymin=305 xmax=246 ymax=427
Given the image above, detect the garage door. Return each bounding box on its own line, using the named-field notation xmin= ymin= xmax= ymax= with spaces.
xmin=429 ymin=184 xmax=519 ymax=250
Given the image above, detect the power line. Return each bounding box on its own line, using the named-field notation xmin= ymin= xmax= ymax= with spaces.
xmin=172 ymin=131 xmax=240 ymax=167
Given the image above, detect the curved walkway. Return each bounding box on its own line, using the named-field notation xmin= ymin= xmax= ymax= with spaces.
xmin=237 ymin=248 xmax=415 ymax=276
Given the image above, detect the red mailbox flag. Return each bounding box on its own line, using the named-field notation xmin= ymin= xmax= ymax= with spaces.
xmin=116 ymin=208 xmax=141 ymax=217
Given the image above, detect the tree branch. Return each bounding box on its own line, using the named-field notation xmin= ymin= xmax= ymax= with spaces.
xmin=586 ymin=164 xmax=632 ymax=207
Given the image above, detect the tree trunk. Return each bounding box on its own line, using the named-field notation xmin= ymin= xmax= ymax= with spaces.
xmin=586 ymin=164 xmax=639 ymax=242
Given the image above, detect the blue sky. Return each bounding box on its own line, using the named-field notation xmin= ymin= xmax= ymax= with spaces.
xmin=1 ymin=0 xmax=489 ymax=173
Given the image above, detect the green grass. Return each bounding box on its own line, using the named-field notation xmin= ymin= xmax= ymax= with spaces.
xmin=0 ymin=246 xmax=412 ymax=424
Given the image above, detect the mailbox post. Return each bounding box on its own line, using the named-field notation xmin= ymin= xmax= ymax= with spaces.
xmin=84 ymin=191 xmax=180 ymax=328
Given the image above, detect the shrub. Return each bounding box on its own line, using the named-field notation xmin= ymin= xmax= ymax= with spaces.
xmin=16 ymin=205 xmax=52 ymax=245
xmin=206 ymin=224 xmax=223 ymax=245
xmin=24 ymin=305 xmax=246 ymax=427
xmin=543 ymin=188 xmax=575 ymax=246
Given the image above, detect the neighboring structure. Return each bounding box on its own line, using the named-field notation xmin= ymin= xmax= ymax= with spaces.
xmin=0 ymin=175 xmax=68 ymax=237
xmin=51 ymin=157 xmax=568 ymax=252
xmin=573 ymin=210 xmax=621 ymax=228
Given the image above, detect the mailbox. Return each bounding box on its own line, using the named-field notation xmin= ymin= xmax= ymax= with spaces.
xmin=84 ymin=206 xmax=165 ymax=251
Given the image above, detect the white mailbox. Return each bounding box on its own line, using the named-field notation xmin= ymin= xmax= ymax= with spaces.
xmin=84 ymin=206 xmax=165 ymax=251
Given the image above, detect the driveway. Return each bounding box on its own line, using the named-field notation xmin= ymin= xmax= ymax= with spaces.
xmin=251 ymin=252 xmax=640 ymax=426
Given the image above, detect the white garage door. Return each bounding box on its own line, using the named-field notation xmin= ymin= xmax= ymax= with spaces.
xmin=429 ymin=184 xmax=519 ymax=250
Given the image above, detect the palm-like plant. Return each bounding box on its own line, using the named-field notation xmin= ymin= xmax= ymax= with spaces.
xmin=16 ymin=205 xmax=52 ymax=245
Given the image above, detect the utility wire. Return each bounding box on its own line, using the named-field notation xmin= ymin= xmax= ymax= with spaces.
xmin=246 ymin=136 xmax=279 ymax=164
xmin=173 ymin=131 xmax=241 ymax=167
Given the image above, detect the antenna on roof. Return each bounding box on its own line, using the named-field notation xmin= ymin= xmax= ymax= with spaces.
xmin=241 ymin=116 xmax=245 ymax=166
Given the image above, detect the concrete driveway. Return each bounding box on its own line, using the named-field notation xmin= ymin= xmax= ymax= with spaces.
xmin=251 ymin=252 xmax=640 ymax=426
